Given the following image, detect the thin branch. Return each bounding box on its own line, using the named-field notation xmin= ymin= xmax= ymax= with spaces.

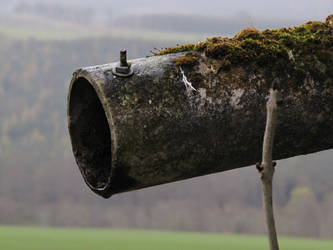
xmin=257 ymin=78 xmax=282 ymax=250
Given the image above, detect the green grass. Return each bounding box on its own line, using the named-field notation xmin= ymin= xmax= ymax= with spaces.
xmin=0 ymin=14 xmax=209 ymax=42
xmin=0 ymin=226 xmax=332 ymax=250
xmin=0 ymin=24 xmax=206 ymax=42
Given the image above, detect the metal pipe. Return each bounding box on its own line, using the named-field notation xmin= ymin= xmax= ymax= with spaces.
xmin=68 ymin=45 xmax=333 ymax=198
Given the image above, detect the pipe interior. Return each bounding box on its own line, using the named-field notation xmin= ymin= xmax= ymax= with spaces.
xmin=68 ymin=77 xmax=112 ymax=189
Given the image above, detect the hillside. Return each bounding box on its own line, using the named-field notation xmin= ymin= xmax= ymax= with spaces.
xmin=0 ymin=16 xmax=333 ymax=238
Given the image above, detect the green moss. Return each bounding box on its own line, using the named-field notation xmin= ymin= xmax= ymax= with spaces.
xmin=205 ymin=42 xmax=239 ymax=59
xmin=278 ymin=32 xmax=295 ymax=47
xmin=234 ymin=27 xmax=262 ymax=40
xmin=175 ymin=53 xmax=198 ymax=66
xmin=156 ymin=44 xmax=196 ymax=55
xmin=155 ymin=19 xmax=332 ymax=84
xmin=304 ymin=21 xmax=327 ymax=32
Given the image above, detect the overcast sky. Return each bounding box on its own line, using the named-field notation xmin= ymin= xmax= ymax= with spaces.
xmin=3 ymin=0 xmax=333 ymax=21
xmin=105 ymin=0 xmax=333 ymax=20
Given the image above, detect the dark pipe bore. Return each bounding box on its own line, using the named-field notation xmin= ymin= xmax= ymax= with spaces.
xmin=68 ymin=77 xmax=112 ymax=190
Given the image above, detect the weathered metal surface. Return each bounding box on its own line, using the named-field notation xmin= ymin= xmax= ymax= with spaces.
xmin=68 ymin=22 xmax=333 ymax=198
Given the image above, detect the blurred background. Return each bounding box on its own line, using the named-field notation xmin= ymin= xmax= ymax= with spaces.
xmin=0 ymin=0 xmax=333 ymax=239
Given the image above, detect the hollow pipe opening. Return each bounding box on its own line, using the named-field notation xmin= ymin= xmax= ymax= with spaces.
xmin=68 ymin=77 xmax=112 ymax=191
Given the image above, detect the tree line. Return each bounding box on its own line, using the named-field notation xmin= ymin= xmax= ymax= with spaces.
xmin=0 ymin=34 xmax=332 ymax=238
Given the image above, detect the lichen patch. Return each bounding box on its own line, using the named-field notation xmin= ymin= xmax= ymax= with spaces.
xmin=230 ymin=89 xmax=245 ymax=110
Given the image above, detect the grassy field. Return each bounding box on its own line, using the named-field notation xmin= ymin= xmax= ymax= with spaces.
xmin=0 ymin=226 xmax=332 ymax=250
xmin=0 ymin=14 xmax=211 ymax=42
xmin=0 ymin=24 xmax=207 ymax=42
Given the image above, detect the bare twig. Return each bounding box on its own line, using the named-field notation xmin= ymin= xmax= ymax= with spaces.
xmin=257 ymin=78 xmax=282 ymax=250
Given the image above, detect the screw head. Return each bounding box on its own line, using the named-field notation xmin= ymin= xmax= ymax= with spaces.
xmin=112 ymin=49 xmax=134 ymax=77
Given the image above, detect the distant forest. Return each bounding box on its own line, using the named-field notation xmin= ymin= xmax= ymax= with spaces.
xmin=112 ymin=14 xmax=302 ymax=35
xmin=0 ymin=9 xmax=333 ymax=238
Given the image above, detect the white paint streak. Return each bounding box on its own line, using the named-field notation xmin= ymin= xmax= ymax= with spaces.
xmin=179 ymin=66 xmax=197 ymax=92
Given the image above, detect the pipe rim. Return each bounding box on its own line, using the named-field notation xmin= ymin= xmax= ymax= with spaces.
xmin=67 ymin=70 xmax=117 ymax=197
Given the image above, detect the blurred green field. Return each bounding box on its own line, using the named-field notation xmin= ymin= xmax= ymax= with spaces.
xmin=0 ymin=226 xmax=332 ymax=250
xmin=0 ymin=24 xmax=206 ymax=42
